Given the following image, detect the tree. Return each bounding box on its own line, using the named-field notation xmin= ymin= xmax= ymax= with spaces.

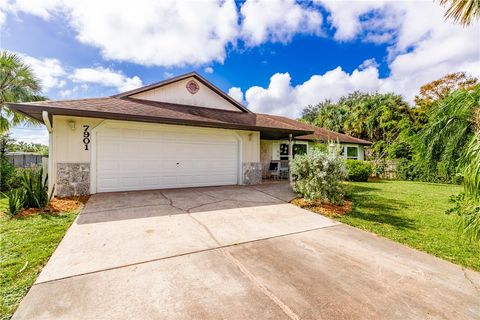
xmin=0 ymin=133 xmax=15 ymax=192
xmin=419 ymin=85 xmax=480 ymax=181
xmin=439 ymin=0 xmax=480 ymax=26
xmin=9 ymin=141 xmax=48 ymax=155
xmin=0 ymin=51 xmax=45 ymax=133
xmin=301 ymin=100 xmax=347 ymax=133
xmin=300 ymin=92 xmax=414 ymax=159
xmin=413 ymin=72 xmax=478 ymax=129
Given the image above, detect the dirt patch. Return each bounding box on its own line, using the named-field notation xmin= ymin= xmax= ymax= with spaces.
xmin=291 ymin=197 xmax=352 ymax=217
xmin=14 ymin=196 xmax=90 ymax=218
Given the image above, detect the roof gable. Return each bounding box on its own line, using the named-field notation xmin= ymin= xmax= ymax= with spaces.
xmin=113 ymin=72 xmax=249 ymax=113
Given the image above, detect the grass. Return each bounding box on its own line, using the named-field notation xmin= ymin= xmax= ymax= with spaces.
xmin=338 ymin=180 xmax=480 ymax=271
xmin=0 ymin=197 xmax=7 ymax=214
xmin=0 ymin=199 xmax=78 ymax=320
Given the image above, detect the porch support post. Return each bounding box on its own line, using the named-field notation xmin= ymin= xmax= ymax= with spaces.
xmin=288 ymin=134 xmax=293 ymax=182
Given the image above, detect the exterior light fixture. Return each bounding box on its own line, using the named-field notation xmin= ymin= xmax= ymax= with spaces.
xmin=68 ymin=120 xmax=76 ymax=130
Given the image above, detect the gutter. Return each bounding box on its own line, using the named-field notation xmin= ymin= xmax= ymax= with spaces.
xmin=41 ymin=110 xmax=54 ymax=195
xmin=42 ymin=111 xmax=52 ymax=133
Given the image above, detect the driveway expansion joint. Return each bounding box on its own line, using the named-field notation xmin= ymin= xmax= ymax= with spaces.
xmin=33 ymin=223 xmax=342 ymax=286
xmin=187 ymin=213 xmax=301 ymax=320
xmin=462 ymin=267 xmax=480 ymax=294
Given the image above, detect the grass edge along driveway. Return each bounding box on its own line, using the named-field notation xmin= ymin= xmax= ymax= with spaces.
xmin=338 ymin=180 xmax=479 ymax=272
xmin=0 ymin=197 xmax=78 ymax=320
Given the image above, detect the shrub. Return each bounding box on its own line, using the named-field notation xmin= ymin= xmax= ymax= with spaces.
xmin=291 ymin=150 xmax=347 ymax=205
xmin=0 ymin=158 xmax=15 ymax=192
xmin=396 ymin=158 xmax=424 ymax=181
xmin=447 ymin=193 xmax=480 ymax=241
xmin=345 ymin=160 xmax=373 ymax=182
xmin=3 ymin=188 xmax=25 ymax=216
xmin=21 ymin=167 xmax=53 ymax=209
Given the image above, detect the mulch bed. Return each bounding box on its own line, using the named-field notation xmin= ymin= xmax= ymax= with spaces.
xmin=291 ymin=197 xmax=353 ymax=217
xmin=14 ymin=196 xmax=90 ymax=218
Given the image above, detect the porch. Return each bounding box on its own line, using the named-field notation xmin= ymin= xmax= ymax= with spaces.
xmin=259 ymin=139 xmax=309 ymax=181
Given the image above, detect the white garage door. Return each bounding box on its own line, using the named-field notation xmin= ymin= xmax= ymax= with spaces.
xmin=95 ymin=123 xmax=239 ymax=193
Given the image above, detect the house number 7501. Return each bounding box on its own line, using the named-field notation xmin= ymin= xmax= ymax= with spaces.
xmin=83 ymin=125 xmax=90 ymax=150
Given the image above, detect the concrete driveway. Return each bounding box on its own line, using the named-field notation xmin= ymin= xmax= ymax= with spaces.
xmin=13 ymin=183 xmax=480 ymax=320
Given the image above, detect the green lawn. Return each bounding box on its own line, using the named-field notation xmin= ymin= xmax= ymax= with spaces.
xmin=0 ymin=197 xmax=7 ymax=215
xmin=0 ymin=202 xmax=78 ymax=320
xmin=339 ymin=180 xmax=480 ymax=271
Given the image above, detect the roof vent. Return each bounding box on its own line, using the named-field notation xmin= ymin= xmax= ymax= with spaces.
xmin=186 ymin=80 xmax=200 ymax=94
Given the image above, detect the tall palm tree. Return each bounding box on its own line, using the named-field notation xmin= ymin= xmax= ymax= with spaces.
xmin=439 ymin=0 xmax=480 ymax=26
xmin=419 ymin=85 xmax=479 ymax=180
xmin=0 ymin=51 xmax=45 ymax=133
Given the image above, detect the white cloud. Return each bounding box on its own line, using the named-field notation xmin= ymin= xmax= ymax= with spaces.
xmin=16 ymin=53 xmax=144 ymax=95
xmin=244 ymin=64 xmax=382 ymax=117
xmin=240 ymin=0 xmax=322 ymax=45
xmin=228 ymin=87 xmax=244 ymax=103
xmin=163 ymin=72 xmax=174 ymax=79
xmin=240 ymin=1 xmax=479 ymax=117
xmin=10 ymin=126 xmax=49 ymax=145
xmin=204 ymin=66 xmax=214 ymax=74
xmin=5 ymin=0 xmax=239 ymax=67
xmin=20 ymin=55 xmax=66 ymax=91
xmin=70 ymin=67 xmax=142 ymax=92
xmin=315 ymin=0 xmax=399 ymax=42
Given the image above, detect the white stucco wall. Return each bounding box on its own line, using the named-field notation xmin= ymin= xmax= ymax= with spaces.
xmin=131 ymin=76 xmax=241 ymax=112
xmin=51 ymin=116 xmax=259 ymax=194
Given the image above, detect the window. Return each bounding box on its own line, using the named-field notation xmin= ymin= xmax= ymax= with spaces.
xmin=279 ymin=143 xmax=289 ymax=160
xmin=279 ymin=143 xmax=308 ymax=160
xmin=293 ymin=144 xmax=307 ymax=157
xmin=346 ymin=146 xmax=358 ymax=159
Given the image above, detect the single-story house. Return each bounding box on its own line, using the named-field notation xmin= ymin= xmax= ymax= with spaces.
xmin=8 ymin=72 xmax=371 ymax=196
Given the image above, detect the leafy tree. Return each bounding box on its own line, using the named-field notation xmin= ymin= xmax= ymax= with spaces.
xmin=413 ymin=72 xmax=478 ymax=129
xmin=300 ymin=92 xmax=414 ymax=159
xmin=439 ymin=0 xmax=480 ymax=26
xmin=302 ymin=100 xmax=347 ymax=133
xmin=9 ymin=141 xmax=48 ymax=155
xmin=0 ymin=51 xmax=45 ymax=133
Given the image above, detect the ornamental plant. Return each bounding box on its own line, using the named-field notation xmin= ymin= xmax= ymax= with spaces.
xmin=291 ymin=150 xmax=347 ymax=205
xmin=345 ymin=160 xmax=373 ymax=182
xmin=21 ymin=167 xmax=53 ymax=209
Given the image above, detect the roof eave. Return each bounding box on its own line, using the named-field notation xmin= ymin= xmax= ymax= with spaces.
xmin=7 ymin=103 xmax=312 ymax=137
xmin=296 ymin=136 xmax=372 ymax=146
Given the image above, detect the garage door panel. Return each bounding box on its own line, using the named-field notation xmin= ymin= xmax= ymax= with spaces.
xmin=96 ymin=124 xmax=239 ymax=192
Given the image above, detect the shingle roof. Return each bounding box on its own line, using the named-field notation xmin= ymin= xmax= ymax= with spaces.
xmin=8 ymin=97 xmax=371 ymax=144
xmin=258 ymin=114 xmax=372 ymax=145
xmin=7 ymin=97 xmax=312 ymax=139
xmin=8 ymin=69 xmax=370 ymax=145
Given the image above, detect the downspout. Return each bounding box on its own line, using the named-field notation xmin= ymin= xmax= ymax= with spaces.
xmin=288 ymin=133 xmax=293 ymax=182
xmin=42 ymin=111 xmax=54 ymax=195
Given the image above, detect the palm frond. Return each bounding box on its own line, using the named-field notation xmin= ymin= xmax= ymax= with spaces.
xmin=461 ymin=133 xmax=480 ymax=200
xmin=419 ymin=85 xmax=479 ymax=177
xmin=439 ymin=0 xmax=480 ymax=26
xmin=0 ymin=50 xmax=46 ymax=133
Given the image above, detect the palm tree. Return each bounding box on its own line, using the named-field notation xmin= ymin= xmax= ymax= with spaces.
xmin=0 ymin=51 xmax=45 ymax=133
xmin=419 ymin=85 xmax=479 ymax=180
xmin=439 ymin=0 xmax=480 ymax=26
xmin=457 ymin=121 xmax=480 ymax=241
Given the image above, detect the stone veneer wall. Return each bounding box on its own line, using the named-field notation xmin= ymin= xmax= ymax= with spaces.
xmin=242 ymin=162 xmax=262 ymax=185
xmin=56 ymin=163 xmax=90 ymax=197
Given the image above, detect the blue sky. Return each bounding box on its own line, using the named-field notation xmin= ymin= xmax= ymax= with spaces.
xmin=1 ymin=0 xmax=479 ymax=145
